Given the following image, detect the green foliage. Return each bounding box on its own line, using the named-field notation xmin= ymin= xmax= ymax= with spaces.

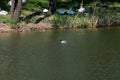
xmin=42 ymin=14 xmax=94 ymax=29
xmin=41 ymin=4 xmax=120 ymax=29
xmin=0 ymin=15 xmax=18 ymax=28
xmin=23 ymin=0 xmax=49 ymax=11
xmin=0 ymin=0 xmax=9 ymax=10
xmin=0 ymin=0 xmax=119 ymax=29
xmin=0 ymin=15 xmax=12 ymax=24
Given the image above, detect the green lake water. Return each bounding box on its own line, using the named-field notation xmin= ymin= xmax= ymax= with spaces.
xmin=0 ymin=28 xmax=120 ymax=80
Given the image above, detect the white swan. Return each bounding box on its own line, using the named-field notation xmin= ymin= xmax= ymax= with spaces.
xmin=57 ymin=9 xmax=65 ymax=15
xmin=22 ymin=0 xmax=26 ymax=3
xmin=43 ymin=9 xmax=49 ymax=13
xmin=8 ymin=1 xmax=12 ymax=6
xmin=78 ymin=6 xmax=85 ymax=13
xmin=0 ymin=10 xmax=8 ymax=15
xmin=67 ymin=8 xmax=74 ymax=15
xmin=8 ymin=0 xmax=26 ymax=6
xmin=60 ymin=40 xmax=67 ymax=44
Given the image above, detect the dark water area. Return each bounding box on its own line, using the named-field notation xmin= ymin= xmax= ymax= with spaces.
xmin=0 ymin=28 xmax=120 ymax=80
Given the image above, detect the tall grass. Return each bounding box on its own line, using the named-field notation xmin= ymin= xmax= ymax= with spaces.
xmin=42 ymin=4 xmax=119 ymax=29
xmin=42 ymin=13 xmax=99 ymax=29
xmin=0 ymin=15 xmax=18 ymax=28
xmin=0 ymin=0 xmax=119 ymax=29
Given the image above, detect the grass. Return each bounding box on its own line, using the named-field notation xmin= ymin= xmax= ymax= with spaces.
xmin=0 ymin=0 xmax=119 ymax=29
xmin=0 ymin=15 xmax=18 ymax=28
xmin=23 ymin=0 xmax=49 ymax=11
xmin=42 ymin=5 xmax=119 ymax=29
xmin=42 ymin=13 xmax=98 ymax=29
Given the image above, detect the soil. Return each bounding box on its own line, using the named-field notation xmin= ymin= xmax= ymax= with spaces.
xmin=0 ymin=22 xmax=53 ymax=33
xmin=0 ymin=23 xmax=14 ymax=33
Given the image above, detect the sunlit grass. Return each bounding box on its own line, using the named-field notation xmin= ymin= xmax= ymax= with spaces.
xmin=0 ymin=15 xmax=18 ymax=28
xmin=23 ymin=0 xmax=49 ymax=11
xmin=0 ymin=0 xmax=119 ymax=29
xmin=41 ymin=5 xmax=119 ymax=29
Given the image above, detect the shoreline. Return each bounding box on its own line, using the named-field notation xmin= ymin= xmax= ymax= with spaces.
xmin=0 ymin=22 xmax=120 ymax=33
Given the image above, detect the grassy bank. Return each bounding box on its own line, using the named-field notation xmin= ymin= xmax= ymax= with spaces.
xmin=41 ymin=6 xmax=120 ymax=29
xmin=0 ymin=0 xmax=119 ymax=30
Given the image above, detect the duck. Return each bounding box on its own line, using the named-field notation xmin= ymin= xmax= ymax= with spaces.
xmin=60 ymin=40 xmax=67 ymax=44
xmin=78 ymin=6 xmax=85 ymax=13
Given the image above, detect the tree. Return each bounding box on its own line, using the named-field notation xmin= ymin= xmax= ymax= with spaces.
xmin=49 ymin=0 xmax=56 ymax=14
xmin=11 ymin=0 xmax=22 ymax=22
xmin=0 ymin=0 xmax=8 ymax=10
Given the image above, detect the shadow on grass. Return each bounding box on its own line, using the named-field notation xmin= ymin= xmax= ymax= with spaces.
xmin=34 ymin=14 xmax=50 ymax=24
xmin=23 ymin=11 xmax=50 ymax=24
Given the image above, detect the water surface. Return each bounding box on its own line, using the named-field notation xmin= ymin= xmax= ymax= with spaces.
xmin=0 ymin=28 xmax=120 ymax=80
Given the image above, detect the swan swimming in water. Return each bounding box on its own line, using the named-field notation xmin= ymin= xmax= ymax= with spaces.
xmin=60 ymin=40 xmax=67 ymax=44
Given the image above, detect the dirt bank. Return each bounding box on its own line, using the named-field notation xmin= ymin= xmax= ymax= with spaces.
xmin=0 ymin=22 xmax=53 ymax=33
xmin=0 ymin=23 xmax=14 ymax=33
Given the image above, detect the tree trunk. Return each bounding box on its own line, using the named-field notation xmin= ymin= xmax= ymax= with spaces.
xmin=49 ymin=0 xmax=56 ymax=14
xmin=11 ymin=0 xmax=15 ymax=18
xmin=11 ymin=0 xmax=22 ymax=22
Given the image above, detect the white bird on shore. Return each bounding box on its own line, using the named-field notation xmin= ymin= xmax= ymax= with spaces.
xmin=57 ymin=9 xmax=65 ymax=15
xmin=22 ymin=0 xmax=26 ymax=3
xmin=0 ymin=10 xmax=8 ymax=15
xmin=8 ymin=0 xmax=26 ymax=6
xmin=8 ymin=1 xmax=12 ymax=6
xmin=67 ymin=8 xmax=74 ymax=15
xmin=43 ymin=9 xmax=49 ymax=13
xmin=78 ymin=6 xmax=85 ymax=13
xmin=60 ymin=40 xmax=67 ymax=44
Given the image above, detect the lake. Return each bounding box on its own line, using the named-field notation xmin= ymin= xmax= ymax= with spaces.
xmin=0 ymin=28 xmax=120 ymax=80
